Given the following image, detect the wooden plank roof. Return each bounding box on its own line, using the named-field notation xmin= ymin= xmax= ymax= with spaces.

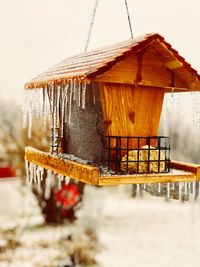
xmin=25 ymin=33 xmax=200 ymax=89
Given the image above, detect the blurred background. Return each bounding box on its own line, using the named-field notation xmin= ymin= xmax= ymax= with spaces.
xmin=0 ymin=0 xmax=200 ymax=266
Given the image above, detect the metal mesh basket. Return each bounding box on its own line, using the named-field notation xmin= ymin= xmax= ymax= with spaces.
xmin=105 ymin=136 xmax=170 ymax=174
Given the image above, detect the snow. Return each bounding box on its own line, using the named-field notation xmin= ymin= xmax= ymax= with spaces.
xmin=0 ymin=179 xmax=43 ymax=228
xmin=94 ymin=186 xmax=200 ymax=267
xmin=0 ymin=181 xmax=98 ymax=267
xmin=1 ymin=181 xmax=200 ymax=266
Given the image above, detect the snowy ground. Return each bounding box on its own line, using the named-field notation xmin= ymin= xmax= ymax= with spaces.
xmin=0 ymin=180 xmax=99 ymax=267
xmin=1 ymin=181 xmax=200 ymax=267
xmin=92 ymin=186 xmax=200 ymax=267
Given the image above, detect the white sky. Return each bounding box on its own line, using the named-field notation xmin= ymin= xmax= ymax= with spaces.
xmin=0 ymin=0 xmax=199 ymax=104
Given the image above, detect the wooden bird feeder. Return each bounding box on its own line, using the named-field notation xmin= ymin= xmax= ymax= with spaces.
xmin=24 ymin=33 xmax=200 ymax=188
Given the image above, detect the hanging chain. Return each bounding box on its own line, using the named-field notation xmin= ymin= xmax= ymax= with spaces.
xmin=85 ymin=0 xmax=100 ymax=52
xmin=125 ymin=0 xmax=133 ymax=38
xmin=85 ymin=0 xmax=134 ymax=51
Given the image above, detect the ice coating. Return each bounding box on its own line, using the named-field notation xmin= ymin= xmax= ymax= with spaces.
xmin=23 ymin=79 xmax=90 ymax=154
xmin=25 ymin=160 xmax=70 ymax=199
xmin=124 ymin=181 xmax=200 ymax=202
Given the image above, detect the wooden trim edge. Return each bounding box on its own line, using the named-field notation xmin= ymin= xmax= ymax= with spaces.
xmin=170 ymin=160 xmax=200 ymax=174
xmin=25 ymin=146 xmax=99 ymax=185
xmin=99 ymin=173 xmax=196 ymax=186
xmin=24 ymin=147 xmax=200 ymax=185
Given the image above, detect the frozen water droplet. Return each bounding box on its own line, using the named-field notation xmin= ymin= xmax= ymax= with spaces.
xmin=158 ymin=183 xmax=161 ymax=194
xmin=57 ymin=174 xmax=64 ymax=190
xmin=179 ymin=182 xmax=182 ymax=201
xmin=195 ymin=182 xmax=200 ymax=200
xmin=81 ymin=81 xmax=87 ymax=109
xmin=68 ymin=84 xmax=73 ymax=125
xmin=92 ymin=84 xmax=96 ymax=105
xmin=28 ymin=111 xmax=32 ymax=139
xmin=45 ymin=170 xmax=53 ymax=199
xmin=25 ymin=160 xmax=30 ymax=184
xmin=78 ymin=81 xmax=81 ymax=107
xmin=64 ymin=83 xmax=69 ymax=123
xmin=166 ymin=183 xmax=170 ymax=200
xmin=65 ymin=176 xmax=70 ymax=184
xmin=171 ymin=183 xmax=175 ymax=190
xmin=60 ymin=85 xmax=65 ymax=138
xmin=73 ymin=79 xmax=76 ymax=101
xmin=36 ymin=166 xmax=42 ymax=193
xmin=29 ymin=162 xmax=35 ymax=185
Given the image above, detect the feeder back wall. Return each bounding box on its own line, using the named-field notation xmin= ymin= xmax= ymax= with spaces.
xmin=63 ymin=83 xmax=106 ymax=164
xmin=63 ymin=81 xmax=165 ymax=163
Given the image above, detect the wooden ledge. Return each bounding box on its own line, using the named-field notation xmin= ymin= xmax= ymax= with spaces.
xmin=25 ymin=147 xmax=200 ymax=186
xmin=99 ymin=172 xmax=196 ymax=186
xmin=25 ymin=147 xmax=99 ymax=185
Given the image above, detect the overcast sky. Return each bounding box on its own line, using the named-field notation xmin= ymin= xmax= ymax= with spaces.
xmin=0 ymin=0 xmax=199 ymax=104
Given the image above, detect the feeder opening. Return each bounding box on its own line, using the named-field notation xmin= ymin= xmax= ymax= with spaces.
xmin=106 ymin=136 xmax=170 ymax=174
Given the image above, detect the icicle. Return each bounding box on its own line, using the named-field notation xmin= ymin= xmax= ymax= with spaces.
xmin=68 ymin=83 xmax=73 ymax=124
xmin=171 ymin=183 xmax=175 ymax=191
xmin=139 ymin=184 xmax=143 ymax=195
xmin=53 ymin=86 xmax=57 ymax=129
xmin=58 ymin=176 xmax=62 ymax=190
xmin=25 ymin=160 xmax=30 ymax=184
xmin=158 ymin=183 xmax=161 ymax=194
xmin=143 ymin=183 xmax=146 ymax=190
xmin=166 ymin=183 xmax=170 ymax=200
xmin=184 ymin=182 xmax=187 ymax=201
xmin=29 ymin=162 xmax=34 ymax=185
xmin=195 ymin=182 xmax=200 ymax=200
xmin=59 ymin=85 xmax=64 ymax=138
xmin=170 ymin=90 xmax=175 ymax=112
xmin=64 ymin=83 xmax=69 ymax=123
xmin=35 ymin=88 xmax=40 ymax=118
xmin=23 ymin=107 xmax=28 ymax=129
xmin=57 ymin=174 xmax=64 ymax=190
xmin=81 ymin=80 xmax=87 ymax=109
xmin=40 ymin=166 xmax=44 ymax=181
xmin=45 ymin=170 xmax=53 ymax=199
xmin=191 ymin=181 xmax=195 ymax=194
xmin=49 ymin=84 xmax=54 ymax=114
xmin=33 ymin=164 xmax=37 ymax=183
xmin=65 ymin=176 xmax=70 ymax=184
xmin=179 ymin=182 xmax=182 ymax=201
xmin=136 ymin=184 xmax=140 ymax=196
xmin=36 ymin=166 xmax=42 ymax=193
xmin=78 ymin=81 xmax=81 ymax=107
xmin=196 ymin=93 xmax=200 ymax=131
xmin=73 ymin=79 xmax=76 ymax=101
xmin=28 ymin=111 xmax=32 ymax=139
xmin=56 ymin=86 xmax=60 ymax=128
xmin=42 ymin=86 xmax=46 ymax=119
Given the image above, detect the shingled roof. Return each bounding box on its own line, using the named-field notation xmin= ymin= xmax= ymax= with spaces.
xmin=25 ymin=33 xmax=200 ymax=89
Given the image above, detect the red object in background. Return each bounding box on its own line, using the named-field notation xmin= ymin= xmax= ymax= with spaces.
xmin=0 ymin=166 xmax=16 ymax=178
xmin=54 ymin=184 xmax=81 ymax=210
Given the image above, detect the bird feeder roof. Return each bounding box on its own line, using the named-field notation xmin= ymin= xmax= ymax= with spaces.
xmin=25 ymin=33 xmax=200 ymax=90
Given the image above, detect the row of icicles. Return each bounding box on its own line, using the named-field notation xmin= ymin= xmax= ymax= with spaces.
xmin=25 ymin=158 xmax=200 ymax=202
xmin=132 ymin=181 xmax=200 ymax=201
xmin=22 ymin=79 xmax=88 ymax=141
xmin=23 ymin=83 xmax=200 ymax=201
xmin=25 ymin=160 xmax=70 ymax=199
xmin=22 ymin=86 xmax=200 ymax=144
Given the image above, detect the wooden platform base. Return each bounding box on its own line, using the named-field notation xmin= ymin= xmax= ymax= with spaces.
xmin=25 ymin=147 xmax=200 ymax=186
